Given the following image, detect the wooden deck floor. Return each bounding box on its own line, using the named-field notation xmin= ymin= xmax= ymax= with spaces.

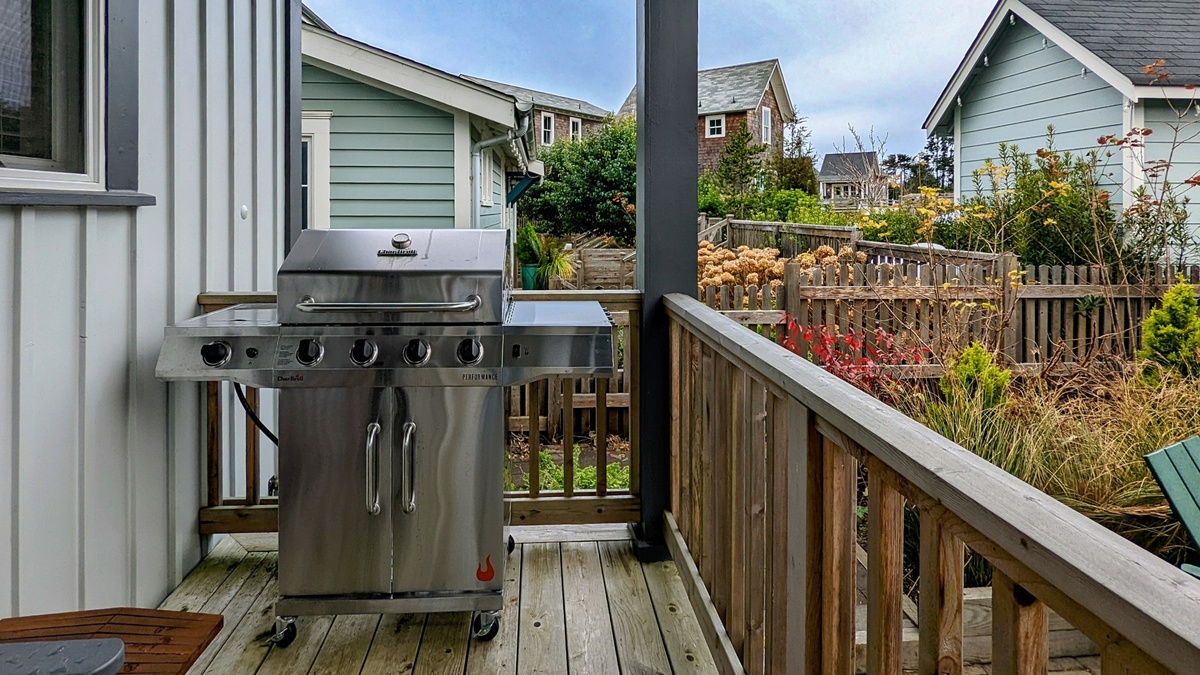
xmin=159 ymin=526 xmax=718 ymax=674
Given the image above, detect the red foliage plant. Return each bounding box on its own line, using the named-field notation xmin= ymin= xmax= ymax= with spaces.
xmin=781 ymin=318 xmax=929 ymax=401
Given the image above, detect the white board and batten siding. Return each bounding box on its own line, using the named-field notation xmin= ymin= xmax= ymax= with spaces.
xmin=0 ymin=0 xmax=286 ymax=618
xmin=958 ymin=19 xmax=1125 ymax=200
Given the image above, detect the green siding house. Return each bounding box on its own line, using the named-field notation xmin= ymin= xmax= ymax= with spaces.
xmin=300 ymin=13 xmax=541 ymax=231
xmin=926 ymin=0 xmax=1200 ymax=248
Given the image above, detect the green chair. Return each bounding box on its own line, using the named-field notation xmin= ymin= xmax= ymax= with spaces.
xmin=1144 ymin=435 xmax=1200 ymax=579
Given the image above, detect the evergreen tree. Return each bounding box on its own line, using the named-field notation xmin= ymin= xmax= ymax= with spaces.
xmin=715 ymin=120 xmax=767 ymax=217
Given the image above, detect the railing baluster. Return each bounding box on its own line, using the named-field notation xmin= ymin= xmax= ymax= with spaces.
xmin=628 ymin=309 xmax=641 ymax=495
xmin=562 ymin=377 xmax=574 ymax=498
xmin=669 ymin=320 xmax=681 ymax=515
xmin=245 ymin=386 xmax=260 ymax=505
xmin=596 ymin=377 xmax=608 ymax=496
xmin=727 ymin=368 xmax=747 ymax=656
xmin=821 ymin=434 xmax=856 ymax=674
xmin=919 ymin=509 xmax=964 ymax=675
xmin=206 ymin=382 xmax=223 ymax=506
xmin=528 ymin=381 xmax=540 ymax=497
xmin=867 ymin=464 xmax=904 ymax=674
xmin=746 ymin=376 xmax=767 ymax=674
xmin=991 ymin=569 xmax=1048 ymax=674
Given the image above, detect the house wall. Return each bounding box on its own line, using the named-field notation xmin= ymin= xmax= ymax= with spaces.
xmin=698 ymin=111 xmax=748 ymax=174
xmin=749 ymin=82 xmax=785 ymax=151
xmin=302 ymin=63 xmax=456 ymax=229
xmin=1143 ymin=99 xmax=1200 ymax=247
xmin=0 ymin=0 xmax=286 ymax=618
xmin=534 ymin=107 xmax=604 ymax=147
xmin=957 ymin=19 xmax=1123 ymax=198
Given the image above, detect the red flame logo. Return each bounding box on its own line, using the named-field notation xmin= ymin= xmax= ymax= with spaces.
xmin=476 ymin=555 xmax=495 ymax=582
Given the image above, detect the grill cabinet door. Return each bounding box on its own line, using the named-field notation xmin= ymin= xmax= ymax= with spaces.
xmin=391 ymin=387 xmax=505 ymax=595
xmin=278 ymin=388 xmax=393 ymax=597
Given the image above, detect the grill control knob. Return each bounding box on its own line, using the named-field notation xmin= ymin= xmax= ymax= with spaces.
xmin=403 ymin=339 xmax=431 ymax=366
xmin=200 ymin=341 xmax=231 ymax=368
xmin=296 ymin=339 xmax=324 ymax=367
xmin=350 ymin=339 xmax=378 ymax=367
xmin=456 ymin=338 xmax=483 ymax=365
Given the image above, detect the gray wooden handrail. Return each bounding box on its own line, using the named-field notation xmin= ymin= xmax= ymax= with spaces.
xmin=664 ymin=292 xmax=1200 ymax=669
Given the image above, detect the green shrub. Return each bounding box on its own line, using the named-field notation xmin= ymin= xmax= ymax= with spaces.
xmin=516 ymin=223 xmax=541 ymax=265
xmin=1138 ymin=276 xmax=1200 ymax=376
xmin=940 ymin=343 xmax=1011 ymax=409
xmin=535 ymin=446 xmax=631 ymax=492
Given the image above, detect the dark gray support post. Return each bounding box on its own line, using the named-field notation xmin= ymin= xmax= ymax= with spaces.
xmin=631 ymin=0 xmax=697 ymax=561
xmin=105 ymin=0 xmax=139 ymax=191
xmin=283 ymin=0 xmax=303 ymax=254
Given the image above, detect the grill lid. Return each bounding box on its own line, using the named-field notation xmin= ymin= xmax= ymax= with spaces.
xmin=277 ymin=229 xmax=510 ymax=325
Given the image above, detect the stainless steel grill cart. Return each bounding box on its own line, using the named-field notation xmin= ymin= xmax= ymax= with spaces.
xmin=156 ymin=229 xmax=613 ymax=644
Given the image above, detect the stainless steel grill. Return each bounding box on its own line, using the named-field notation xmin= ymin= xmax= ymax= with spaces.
xmin=156 ymin=228 xmax=613 ymax=644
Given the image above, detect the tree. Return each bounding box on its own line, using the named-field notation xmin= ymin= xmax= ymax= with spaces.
xmin=714 ymin=119 xmax=767 ymax=217
xmin=766 ymin=118 xmax=818 ymax=194
xmin=521 ymin=116 xmax=638 ymax=244
xmin=833 ymin=125 xmax=889 ymax=207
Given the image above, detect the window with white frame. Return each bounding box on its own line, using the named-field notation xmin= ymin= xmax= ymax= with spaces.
xmin=0 ymin=0 xmax=101 ymax=189
xmin=705 ymin=114 xmax=725 ymax=138
xmin=479 ymin=149 xmax=494 ymax=207
xmin=540 ymin=112 xmax=554 ymax=145
xmin=569 ymin=117 xmax=581 ymax=142
xmin=761 ymin=107 xmax=772 ymax=146
xmin=301 ymin=111 xmax=332 ymax=229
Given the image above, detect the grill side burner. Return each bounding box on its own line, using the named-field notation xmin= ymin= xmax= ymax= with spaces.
xmin=155 ymin=229 xmax=614 ymax=643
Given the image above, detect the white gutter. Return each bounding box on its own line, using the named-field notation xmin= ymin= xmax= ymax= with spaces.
xmin=471 ymin=102 xmax=534 ymax=229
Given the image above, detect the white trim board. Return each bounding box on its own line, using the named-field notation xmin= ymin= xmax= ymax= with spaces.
xmin=301 ymin=25 xmax=515 ymax=128
xmin=453 ymin=111 xmax=471 ymax=228
xmin=301 ymin=111 xmax=331 ymax=230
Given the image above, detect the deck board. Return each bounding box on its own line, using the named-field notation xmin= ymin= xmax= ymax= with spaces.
xmin=162 ymin=528 xmax=715 ymax=674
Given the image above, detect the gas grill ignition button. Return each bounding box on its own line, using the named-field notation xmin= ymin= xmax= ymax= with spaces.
xmin=350 ymin=339 xmax=379 ymax=367
xmin=403 ymin=339 xmax=431 ymax=366
xmin=200 ymin=341 xmax=232 ymax=368
xmin=456 ymin=338 xmax=483 ymax=365
xmin=296 ymin=339 xmax=324 ymax=367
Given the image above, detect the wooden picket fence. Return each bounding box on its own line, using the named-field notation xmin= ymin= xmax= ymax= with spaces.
xmin=699 ymin=258 xmax=1200 ymax=373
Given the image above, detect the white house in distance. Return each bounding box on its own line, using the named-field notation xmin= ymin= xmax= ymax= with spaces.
xmin=925 ymin=0 xmax=1200 ymax=236
xmin=300 ymin=8 xmax=542 ymax=231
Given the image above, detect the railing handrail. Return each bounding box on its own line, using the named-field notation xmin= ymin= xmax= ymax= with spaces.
xmin=664 ymin=292 xmax=1200 ymax=668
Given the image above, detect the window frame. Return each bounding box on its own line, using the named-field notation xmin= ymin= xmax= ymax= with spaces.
xmin=705 ymin=114 xmax=725 ymax=138
xmin=569 ymin=117 xmax=582 ymax=142
xmin=541 ymin=111 xmax=555 ymax=145
xmin=479 ymin=148 xmax=494 ymax=207
xmin=761 ymin=107 xmax=771 ymax=146
xmin=0 ymin=0 xmax=104 ymax=192
xmin=301 ymin=110 xmax=332 ymax=229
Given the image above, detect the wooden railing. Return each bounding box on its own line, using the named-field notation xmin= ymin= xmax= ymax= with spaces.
xmin=664 ymin=293 xmax=1200 ymax=674
xmin=194 ymin=290 xmax=642 ymax=534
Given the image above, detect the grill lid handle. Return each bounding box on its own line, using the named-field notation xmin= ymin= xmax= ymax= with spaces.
xmin=295 ymin=295 xmax=481 ymax=314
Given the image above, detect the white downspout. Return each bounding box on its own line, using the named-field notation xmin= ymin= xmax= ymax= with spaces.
xmin=471 ymin=103 xmax=534 ymax=229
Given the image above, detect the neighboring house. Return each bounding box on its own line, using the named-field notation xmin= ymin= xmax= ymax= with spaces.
xmin=460 ymin=76 xmax=609 ymax=148
xmin=925 ymin=0 xmax=1200 ymax=238
xmin=618 ymin=59 xmax=796 ymax=174
xmin=0 ymin=1 xmax=294 ymax=617
xmin=300 ymin=15 xmax=542 ymax=230
xmin=818 ymin=152 xmax=888 ymax=207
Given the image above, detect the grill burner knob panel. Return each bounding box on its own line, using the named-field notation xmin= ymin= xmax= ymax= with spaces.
xmin=200 ymin=341 xmax=232 ymax=368
xmin=403 ymin=339 xmax=431 ymax=366
xmin=350 ymin=339 xmax=379 ymax=367
xmin=296 ymin=339 xmax=324 ymax=367
xmin=456 ymin=338 xmax=483 ymax=365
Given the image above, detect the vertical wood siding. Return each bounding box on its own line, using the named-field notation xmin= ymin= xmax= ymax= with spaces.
xmin=301 ymin=64 xmax=456 ymax=229
xmin=1143 ymin=100 xmax=1200 ymax=242
xmin=0 ymin=0 xmax=286 ymax=618
xmin=958 ymin=20 xmax=1123 ymax=197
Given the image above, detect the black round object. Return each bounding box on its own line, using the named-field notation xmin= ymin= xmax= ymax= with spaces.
xmin=274 ymin=622 xmax=297 ymax=648
xmin=471 ymin=613 xmax=500 ymax=641
xmin=403 ymin=339 xmax=430 ymax=365
xmin=349 ymin=338 xmax=378 ymax=367
xmin=507 ymin=534 xmax=516 ymax=555
xmin=456 ymin=338 xmax=483 ymax=365
xmin=296 ymin=339 xmax=323 ymax=367
xmin=200 ymin=341 xmax=231 ymax=367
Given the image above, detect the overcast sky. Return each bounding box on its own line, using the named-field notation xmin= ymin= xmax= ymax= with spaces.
xmin=304 ymin=0 xmax=996 ymax=163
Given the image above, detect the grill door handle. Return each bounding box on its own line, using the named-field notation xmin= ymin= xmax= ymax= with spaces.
xmin=296 ymin=296 xmax=481 ymax=313
xmin=365 ymin=422 xmax=381 ymax=516
xmin=400 ymin=422 xmax=417 ymax=514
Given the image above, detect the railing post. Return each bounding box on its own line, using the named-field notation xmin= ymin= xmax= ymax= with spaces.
xmin=918 ymin=509 xmax=964 ymax=675
xmin=867 ymin=466 xmax=904 ymax=674
xmin=991 ymin=569 xmax=1048 ymax=674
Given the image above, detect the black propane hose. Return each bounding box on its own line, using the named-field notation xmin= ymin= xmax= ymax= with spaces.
xmin=234 ymin=382 xmax=279 ymax=446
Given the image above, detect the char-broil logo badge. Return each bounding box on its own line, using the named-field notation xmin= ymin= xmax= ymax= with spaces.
xmin=476 ymin=555 xmax=495 ymax=582
xmin=277 ymin=374 xmax=304 ymax=382
xmin=461 ymin=372 xmax=498 ymax=382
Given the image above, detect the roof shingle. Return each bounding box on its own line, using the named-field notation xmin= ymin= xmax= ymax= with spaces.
xmin=461 ymin=76 xmax=609 ymax=119
xmin=618 ymin=59 xmax=781 ymax=118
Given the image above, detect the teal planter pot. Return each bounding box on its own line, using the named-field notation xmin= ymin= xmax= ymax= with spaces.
xmin=520 ymin=264 xmax=540 ymax=290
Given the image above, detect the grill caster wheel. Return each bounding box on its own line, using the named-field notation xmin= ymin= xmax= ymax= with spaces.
xmin=271 ymin=616 xmax=297 ymax=648
xmin=472 ymin=611 xmax=500 ymax=641
xmin=507 ymin=535 xmax=515 ymax=555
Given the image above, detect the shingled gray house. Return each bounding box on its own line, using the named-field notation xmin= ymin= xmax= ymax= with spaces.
xmin=464 ymin=76 xmax=610 ymax=148
xmin=925 ymin=0 xmax=1200 ymax=244
xmin=618 ymin=59 xmax=796 ymax=173
xmin=817 ymin=152 xmax=889 ymax=209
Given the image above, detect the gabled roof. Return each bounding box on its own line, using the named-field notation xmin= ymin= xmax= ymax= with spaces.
xmin=461 ymin=76 xmax=609 ymax=119
xmin=926 ymin=0 xmax=1200 ymax=134
xmin=818 ymin=152 xmax=879 ymax=181
xmin=617 ymin=59 xmax=796 ymax=122
xmin=301 ymin=4 xmax=333 ymax=32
